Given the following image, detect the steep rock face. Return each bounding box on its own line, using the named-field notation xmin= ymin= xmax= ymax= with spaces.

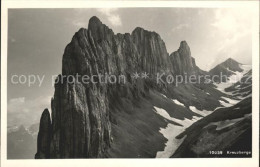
xmin=131 ymin=27 xmax=172 ymax=74
xmin=169 ymin=41 xmax=196 ymax=75
xmin=49 ymin=75 xmax=111 ymax=158
xmin=35 ymin=109 xmax=51 ymax=158
xmin=50 ymin=77 xmax=88 ymax=158
xmin=36 ymin=16 xmax=204 ymax=158
xmin=62 ymin=16 xmax=173 ymax=77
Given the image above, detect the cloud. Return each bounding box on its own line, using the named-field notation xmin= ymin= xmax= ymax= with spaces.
xmin=97 ymin=8 xmax=122 ymax=26
xmin=72 ymin=20 xmax=86 ymax=27
xmin=211 ymin=8 xmax=252 ymax=45
xmin=207 ymin=8 xmax=253 ymax=69
xmin=107 ymin=15 xmax=122 ymax=27
xmin=8 ymin=96 xmax=52 ymax=126
xmin=172 ymin=23 xmax=189 ymax=32
xmin=211 ymin=10 xmax=237 ymax=32
xmin=8 ymin=97 xmax=25 ymax=113
xmin=211 ymin=8 xmax=252 ymax=32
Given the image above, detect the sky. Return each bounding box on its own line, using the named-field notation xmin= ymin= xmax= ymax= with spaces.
xmin=7 ymin=8 xmax=253 ymax=126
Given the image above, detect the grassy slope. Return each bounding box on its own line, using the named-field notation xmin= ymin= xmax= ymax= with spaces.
xmin=106 ymin=90 xmax=194 ymax=158
xmin=106 ymin=81 xmax=225 ymax=158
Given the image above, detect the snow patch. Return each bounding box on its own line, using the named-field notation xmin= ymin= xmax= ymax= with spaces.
xmin=189 ymin=106 xmax=212 ymax=117
xmin=154 ymin=106 xmax=199 ymax=128
xmin=218 ymin=96 xmax=240 ymax=108
xmin=217 ymin=94 xmax=251 ymax=109
xmin=221 ymin=97 xmax=240 ymax=105
xmin=156 ymin=124 xmax=186 ymax=158
xmin=161 ymin=94 xmax=167 ymax=98
xmin=213 ymin=71 xmax=242 ymax=95
xmin=219 ymin=100 xmax=231 ymax=107
xmin=204 ymin=113 xmax=251 ymax=130
xmin=172 ymin=99 xmax=185 ymax=107
xmin=240 ymin=85 xmax=251 ymax=90
xmin=237 ymin=94 xmax=252 ymax=100
xmin=240 ymin=64 xmax=252 ymax=72
xmin=213 ymin=64 xmax=251 ymax=95
xmin=153 ymin=106 xmax=201 ymax=158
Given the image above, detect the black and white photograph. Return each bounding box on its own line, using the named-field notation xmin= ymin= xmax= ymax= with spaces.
xmin=1 ymin=1 xmax=259 ymax=167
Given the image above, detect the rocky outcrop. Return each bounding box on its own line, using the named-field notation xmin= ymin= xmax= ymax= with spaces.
xmin=36 ymin=16 xmax=203 ymax=158
xmin=35 ymin=109 xmax=51 ymax=159
xmin=131 ymin=27 xmax=173 ymax=74
xmin=169 ymin=41 xmax=196 ymax=75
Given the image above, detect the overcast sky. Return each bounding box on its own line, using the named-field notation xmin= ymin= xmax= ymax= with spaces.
xmin=7 ymin=8 xmax=253 ymax=126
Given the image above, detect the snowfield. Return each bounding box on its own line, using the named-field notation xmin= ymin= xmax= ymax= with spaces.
xmin=189 ymin=106 xmax=212 ymax=117
xmin=172 ymin=99 xmax=185 ymax=107
xmin=213 ymin=64 xmax=252 ymax=109
xmin=154 ymin=64 xmax=252 ymax=158
xmin=221 ymin=96 xmax=240 ymax=105
xmin=213 ymin=64 xmax=251 ymax=95
xmin=153 ymin=106 xmax=200 ymax=158
xmin=156 ymin=124 xmax=186 ymax=158
xmin=218 ymin=95 xmax=248 ymax=108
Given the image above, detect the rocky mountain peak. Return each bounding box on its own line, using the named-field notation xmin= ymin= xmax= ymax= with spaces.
xmin=88 ymin=16 xmax=114 ymax=43
xmin=209 ymin=58 xmax=243 ymax=82
xmin=179 ymin=41 xmax=189 ymax=50
xmin=36 ymin=16 xmax=201 ymax=159
xmin=178 ymin=40 xmax=191 ymax=57
xmin=89 ymin=16 xmax=102 ymax=26
xmin=132 ymin=27 xmax=160 ymax=37
xmin=209 ymin=57 xmax=243 ymax=78
xmin=222 ymin=58 xmax=242 ymax=71
xmin=41 ymin=108 xmax=50 ymax=118
xmin=169 ymin=41 xmax=196 ymax=75
xmin=225 ymin=57 xmax=239 ymax=64
xmin=88 ymin=15 xmax=105 ymax=32
xmin=219 ymin=58 xmax=241 ymax=69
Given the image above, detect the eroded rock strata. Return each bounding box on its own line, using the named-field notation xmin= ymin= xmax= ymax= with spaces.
xmin=35 ymin=16 xmax=227 ymax=158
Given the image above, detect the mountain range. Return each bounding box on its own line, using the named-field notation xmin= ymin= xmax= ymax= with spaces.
xmin=7 ymin=16 xmax=252 ymax=159
xmin=7 ymin=124 xmax=38 ymax=159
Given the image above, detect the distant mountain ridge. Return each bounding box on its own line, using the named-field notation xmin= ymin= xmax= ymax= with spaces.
xmin=171 ymin=56 xmax=252 ymax=158
xmin=210 ymin=58 xmax=243 ymax=74
xmin=8 ymin=124 xmax=39 ymax=159
xmin=209 ymin=58 xmax=244 ymax=82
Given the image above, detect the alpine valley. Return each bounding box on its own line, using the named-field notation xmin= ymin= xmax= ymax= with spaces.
xmin=8 ymin=16 xmax=252 ymax=159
